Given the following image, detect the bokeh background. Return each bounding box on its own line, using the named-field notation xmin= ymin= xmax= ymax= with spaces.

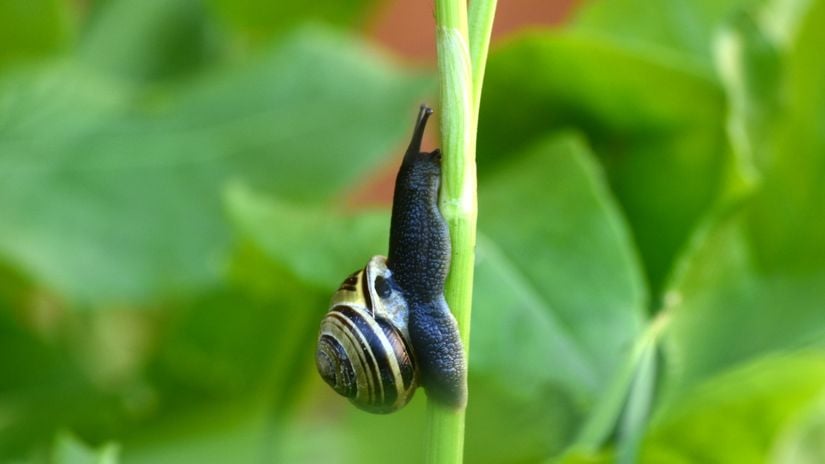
xmin=1 ymin=0 xmax=824 ymax=463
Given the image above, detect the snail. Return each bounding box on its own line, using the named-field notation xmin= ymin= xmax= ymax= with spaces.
xmin=315 ymin=105 xmax=467 ymax=414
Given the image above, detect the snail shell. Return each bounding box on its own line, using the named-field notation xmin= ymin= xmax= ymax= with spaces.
xmin=316 ymin=256 xmax=417 ymax=413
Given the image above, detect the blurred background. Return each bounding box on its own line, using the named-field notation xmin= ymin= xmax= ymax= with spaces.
xmin=1 ymin=0 xmax=824 ymax=463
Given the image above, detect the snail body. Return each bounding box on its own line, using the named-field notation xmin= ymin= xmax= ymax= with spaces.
xmin=316 ymin=106 xmax=467 ymax=413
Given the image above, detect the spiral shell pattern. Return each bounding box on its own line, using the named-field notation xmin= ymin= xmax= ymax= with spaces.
xmin=316 ymin=256 xmax=417 ymax=413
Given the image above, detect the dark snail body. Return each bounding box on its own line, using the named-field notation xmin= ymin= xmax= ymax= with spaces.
xmin=316 ymin=105 xmax=467 ymax=413
xmin=387 ymin=108 xmax=466 ymax=409
xmin=388 ymin=109 xmax=450 ymax=302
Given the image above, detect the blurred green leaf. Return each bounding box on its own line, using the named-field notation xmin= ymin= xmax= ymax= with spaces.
xmin=0 ymin=255 xmax=326 ymax=460
xmin=573 ymin=0 xmax=753 ymax=70
xmin=715 ymin=8 xmax=783 ymax=173
xmin=122 ymin=245 xmax=329 ymax=461
xmin=557 ymin=450 xmax=615 ymax=464
xmin=78 ymin=0 xmax=220 ymax=83
xmin=774 ymin=391 xmax=825 ymax=464
xmin=119 ymin=404 xmax=272 ymax=464
xmin=53 ymin=432 xmax=119 ymax=464
xmin=0 ymin=27 xmax=430 ymax=305
xmin=207 ymin=0 xmax=379 ymax=46
xmin=466 ymin=134 xmax=647 ymax=462
xmin=147 ymin=279 xmax=319 ymax=402
xmin=641 ymin=354 xmax=825 ymax=463
xmin=745 ymin=0 xmax=825 ymax=271
xmin=337 ymin=393 xmax=427 ymax=464
xmin=0 ymin=0 xmax=73 ymax=70
xmin=661 ymin=0 xmax=825 ymax=395
xmin=715 ymin=0 xmax=815 ymax=183
xmin=645 ymin=2 xmax=825 ymax=459
xmin=226 ymin=183 xmax=389 ymax=290
xmin=261 ymin=379 xmax=428 ymax=464
xmin=0 ymin=298 xmax=131 ymax=458
xmin=480 ymin=31 xmax=732 ymax=304
xmin=660 ymin=212 xmax=825 ymax=393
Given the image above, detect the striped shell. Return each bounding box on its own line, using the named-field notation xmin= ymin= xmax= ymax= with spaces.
xmin=315 ymin=256 xmax=418 ymax=413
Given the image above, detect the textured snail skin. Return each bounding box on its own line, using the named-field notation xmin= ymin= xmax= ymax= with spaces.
xmin=387 ymin=106 xmax=467 ymax=409
xmin=316 ymin=105 xmax=467 ymax=413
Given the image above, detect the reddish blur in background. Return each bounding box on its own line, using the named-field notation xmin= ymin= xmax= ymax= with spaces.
xmin=349 ymin=0 xmax=579 ymax=206
xmin=369 ymin=0 xmax=579 ymax=61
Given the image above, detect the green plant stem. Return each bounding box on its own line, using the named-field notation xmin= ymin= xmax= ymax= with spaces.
xmin=428 ymin=0 xmax=495 ymax=463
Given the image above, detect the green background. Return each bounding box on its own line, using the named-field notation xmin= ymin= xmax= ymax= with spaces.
xmin=1 ymin=0 xmax=824 ymax=462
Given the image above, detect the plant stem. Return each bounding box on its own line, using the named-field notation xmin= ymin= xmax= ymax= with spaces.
xmin=428 ymin=0 xmax=495 ymax=462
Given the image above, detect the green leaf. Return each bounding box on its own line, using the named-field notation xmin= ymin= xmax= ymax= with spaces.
xmin=480 ymin=31 xmax=732 ymax=303
xmin=0 ymin=295 xmax=133 ymax=458
xmin=466 ymin=133 xmax=647 ymax=462
xmin=557 ymin=450 xmax=615 ymax=464
xmin=660 ymin=212 xmax=825 ymax=392
xmin=121 ymin=379 xmax=399 ymax=464
xmin=573 ymin=0 xmax=754 ymax=70
xmin=78 ymin=0 xmax=220 ymax=82
xmin=147 ymin=280 xmax=321 ymax=401
xmin=647 ymin=3 xmax=825 ymax=458
xmin=0 ymin=27 xmax=430 ymax=304
xmin=225 ymin=183 xmax=389 ymax=290
xmin=641 ymin=354 xmax=825 ymax=463
xmin=117 ymin=243 xmax=331 ymax=457
xmin=774 ymin=391 xmax=825 ymax=464
xmin=117 ymin=403 xmax=273 ymax=464
xmin=0 ymin=254 xmax=326 ymax=459
xmin=744 ymin=0 xmax=825 ymax=271
xmin=337 ymin=393 xmax=428 ymax=464
xmin=715 ymin=7 xmax=783 ymax=173
xmin=661 ymin=0 xmax=825 ymax=394
xmin=53 ymin=432 xmax=119 ymax=464
xmin=0 ymin=0 xmax=73 ymax=70
xmin=206 ymin=0 xmax=380 ymax=46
